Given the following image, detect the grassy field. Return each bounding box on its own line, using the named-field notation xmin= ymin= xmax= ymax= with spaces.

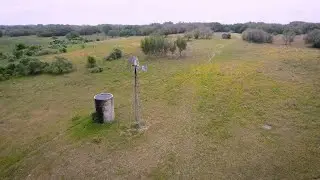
xmin=0 ymin=33 xmax=109 ymax=53
xmin=0 ymin=34 xmax=319 ymax=179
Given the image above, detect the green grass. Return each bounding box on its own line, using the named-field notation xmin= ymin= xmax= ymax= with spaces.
xmin=0 ymin=34 xmax=319 ymax=179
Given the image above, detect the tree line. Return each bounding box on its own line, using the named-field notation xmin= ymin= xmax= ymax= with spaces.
xmin=1 ymin=21 xmax=320 ymax=37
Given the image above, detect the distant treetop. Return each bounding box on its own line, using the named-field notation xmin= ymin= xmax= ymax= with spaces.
xmin=0 ymin=21 xmax=319 ymax=38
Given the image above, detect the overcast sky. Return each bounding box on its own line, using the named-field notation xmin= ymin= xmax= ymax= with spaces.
xmin=1 ymin=0 xmax=319 ymax=25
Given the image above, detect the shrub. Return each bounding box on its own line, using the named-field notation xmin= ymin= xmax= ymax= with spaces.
xmin=96 ymin=38 xmax=100 ymax=41
xmin=46 ymin=56 xmax=74 ymax=74
xmin=0 ymin=52 xmax=7 ymax=60
xmin=193 ymin=29 xmax=200 ymax=39
xmin=199 ymin=27 xmax=213 ymax=39
xmin=6 ymin=54 xmax=16 ymax=62
xmin=140 ymin=36 xmax=170 ymax=56
xmin=66 ymin=31 xmax=80 ymax=40
xmin=304 ymin=29 xmax=320 ymax=48
xmin=24 ymin=45 xmax=42 ymax=56
xmin=282 ymin=30 xmax=295 ymax=45
xmin=222 ymin=33 xmax=231 ymax=39
xmin=13 ymin=49 xmax=24 ymax=59
xmin=18 ymin=57 xmax=48 ymax=75
xmin=108 ymin=30 xmax=119 ymax=38
xmin=35 ymin=49 xmax=59 ymax=56
xmin=184 ymin=32 xmax=193 ymax=41
xmin=0 ymin=31 xmax=3 ymax=37
xmin=88 ymin=67 xmax=103 ymax=73
xmin=4 ymin=63 xmax=16 ymax=76
xmin=15 ymin=43 xmax=27 ymax=51
xmin=175 ymin=36 xmax=187 ymax=56
xmin=169 ymin=41 xmax=176 ymax=55
xmin=105 ymin=48 xmax=122 ymax=60
xmin=242 ymin=29 xmax=273 ymax=43
xmin=87 ymin=56 xmax=97 ymax=68
xmin=59 ymin=48 xmax=67 ymax=53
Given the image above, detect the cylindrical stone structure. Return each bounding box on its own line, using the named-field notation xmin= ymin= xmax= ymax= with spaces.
xmin=94 ymin=93 xmax=115 ymax=123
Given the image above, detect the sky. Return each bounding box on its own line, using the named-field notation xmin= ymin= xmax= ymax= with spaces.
xmin=1 ymin=0 xmax=319 ymax=25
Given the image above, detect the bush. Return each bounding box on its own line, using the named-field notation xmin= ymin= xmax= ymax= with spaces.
xmin=18 ymin=57 xmax=48 ymax=75
xmin=304 ymin=29 xmax=320 ymax=48
xmin=96 ymin=38 xmax=100 ymax=41
xmin=15 ymin=43 xmax=27 ymax=51
xmin=105 ymin=48 xmax=122 ymax=60
xmin=108 ymin=30 xmax=119 ymax=37
xmin=242 ymin=29 xmax=273 ymax=43
xmin=46 ymin=56 xmax=74 ymax=74
xmin=24 ymin=45 xmax=42 ymax=56
xmin=0 ymin=52 xmax=7 ymax=60
xmin=282 ymin=30 xmax=295 ymax=45
xmin=169 ymin=41 xmax=176 ymax=55
xmin=175 ymin=36 xmax=187 ymax=56
xmin=87 ymin=56 xmax=97 ymax=68
xmin=222 ymin=33 xmax=231 ymax=39
xmin=0 ymin=31 xmax=3 ymax=37
xmin=88 ymin=67 xmax=103 ymax=73
xmin=59 ymin=48 xmax=67 ymax=53
xmin=35 ymin=49 xmax=59 ymax=56
xmin=66 ymin=31 xmax=80 ymax=40
xmin=193 ymin=29 xmax=200 ymax=39
xmin=184 ymin=32 xmax=193 ymax=41
xmin=199 ymin=27 xmax=214 ymax=39
xmin=140 ymin=36 xmax=170 ymax=56
xmin=0 ymin=57 xmax=48 ymax=80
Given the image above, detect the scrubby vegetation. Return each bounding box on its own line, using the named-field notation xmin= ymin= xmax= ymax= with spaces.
xmin=222 ymin=33 xmax=231 ymax=39
xmin=304 ymin=29 xmax=320 ymax=48
xmin=45 ymin=56 xmax=74 ymax=75
xmin=282 ymin=30 xmax=296 ymax=45
xmin=86 ymin=56 xmax=103 ymax=73
xmin=140 ymin=36 xmax=168 ymax=56
xmin=184 ymin=32 xmax=193 ymax=41
xmin=66 ymin=31 xmax=81 ymax=40
xmin=1 ymin=21 xmax=319 ymax=38
xmin=242 ymin=29 xmax=273 ymax=43
xmin=105 ymin=48 xmax=123 ymax=60
xmin=0 ymin=56 xmax=74 ymax=80
xmin=140 ymin=36 xmax=187 ymax=57
xmin=175 ymin=36 xmax=187 ymax=56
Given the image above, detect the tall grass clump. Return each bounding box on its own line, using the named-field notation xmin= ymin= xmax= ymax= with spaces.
xmin=242 ymin=28 xmax=273 ymax=43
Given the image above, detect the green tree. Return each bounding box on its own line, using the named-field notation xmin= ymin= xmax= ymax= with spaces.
xmin=193 ymin=29 xmax=200 ymax=39
xmin=282 ymin=30 xmax=296 ymax=45
xmin=169 ymin=41 xmax=176 ymax=55
xmin=66 ymin=31 xmax=80 ymax=40
xmin=184 ymin=32 xmax=193 ymax=41
xmin=102 ymin=25 xmax=113 ymax=35
xmin=175 ymin=36 xmax=187 ymax=56
xmin=304 ymin=29 xmax=320 ymax=48
xmin=108 ymin=30 xmax=119 ymax=38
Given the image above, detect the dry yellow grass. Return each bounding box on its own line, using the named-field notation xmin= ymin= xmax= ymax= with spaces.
xmin=0 ymin=34 xmax=319 ymax=179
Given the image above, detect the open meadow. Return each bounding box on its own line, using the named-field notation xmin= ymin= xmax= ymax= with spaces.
xmin=0 ymin=34 xmax=319 ymax=179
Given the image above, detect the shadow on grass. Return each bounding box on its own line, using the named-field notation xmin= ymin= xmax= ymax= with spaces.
xmin=70 ymin=114 xmax=118 ymax=139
